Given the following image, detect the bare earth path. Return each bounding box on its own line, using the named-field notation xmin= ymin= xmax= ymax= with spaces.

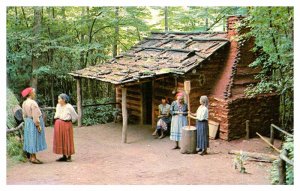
xmin=7 ymin=123 xmax=280 ymax=185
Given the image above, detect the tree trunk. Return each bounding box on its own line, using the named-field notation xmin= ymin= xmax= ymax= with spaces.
xmin=113 ymin=7 xmax=119 ymax=58
xmin=164 ymin=6 xmax=169 ymax=31
xmin=122 ymin=87 xmax=128 ymax=143
xmin=31 ymin=6 xmax=42 ymax=91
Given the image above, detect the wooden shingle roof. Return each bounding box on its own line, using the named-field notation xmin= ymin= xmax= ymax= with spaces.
xmin=69 ymin=31 xmax=229 ymax=85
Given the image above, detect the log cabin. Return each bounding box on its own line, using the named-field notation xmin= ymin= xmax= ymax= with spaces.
xmin=70 ymin=15 xmax=279 ymax=142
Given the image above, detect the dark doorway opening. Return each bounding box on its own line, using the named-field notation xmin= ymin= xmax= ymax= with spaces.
xmin=141 ymin=82 xmax=152 ymax=124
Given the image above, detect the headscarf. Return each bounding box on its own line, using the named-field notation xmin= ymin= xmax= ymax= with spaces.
xmin=176 ymin=92 xmax=184 ymax=98
xmin=200 ymin=95 xmax=209 ymax=108
xmin=21 ymin=87 xmax=33 ymax=97
xmin=59 ymin=93 xmax=70 ymax=103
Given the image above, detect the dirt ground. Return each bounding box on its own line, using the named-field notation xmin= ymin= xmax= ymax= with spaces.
xmin=6 ymin=123 xmax=281 ymax=185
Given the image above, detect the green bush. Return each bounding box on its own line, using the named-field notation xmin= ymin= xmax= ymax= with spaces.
xmin=7 ymin=136 xmax=26 ymax=162
xmin=82 ymin=97 xmax=118 ymax=126
xmin=6 ymin=88 xmax=20 ymax=129
xmin=270 ymin=136 xmax=294 ymax=185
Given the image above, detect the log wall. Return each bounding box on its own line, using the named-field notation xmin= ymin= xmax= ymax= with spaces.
xmin=116 ymin=84 xmax=142 ymax=123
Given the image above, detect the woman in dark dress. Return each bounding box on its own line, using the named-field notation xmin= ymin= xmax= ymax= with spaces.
xmin=189 ymin=95 xmax=209 ymax=155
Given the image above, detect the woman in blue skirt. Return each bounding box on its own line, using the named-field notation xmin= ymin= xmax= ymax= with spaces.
xmin=170 ymin=92 xmax=188 ymax=149
xmin=189 ymin=95 xmax=209 ymax=155
xmin=21 ymin=87 xmax=47 ymax=164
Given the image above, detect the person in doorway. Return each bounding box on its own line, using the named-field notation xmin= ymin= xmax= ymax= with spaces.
xmin=152 ymin=97 xmax=171 ymax=139
xmin=21 ymin=87 xmax=47 ymax=164
xmin=170 ymin=92 xmax=188 ymax=149
xmin=53 ymin=93 xmax=78 ymax=162
xmin=188 ymin=95 xmax=209 ymax=155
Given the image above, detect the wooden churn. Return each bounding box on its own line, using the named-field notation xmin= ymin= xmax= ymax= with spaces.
xmin=180 ymin=80 xmax=197 ymax=154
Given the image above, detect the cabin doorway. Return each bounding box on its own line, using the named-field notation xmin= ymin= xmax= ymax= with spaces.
xmin=141 ymin=81 xmax=152 ymax=124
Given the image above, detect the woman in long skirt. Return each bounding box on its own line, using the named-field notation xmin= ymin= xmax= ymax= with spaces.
xmin=189 ymin=95 xmax=209 ymax=155
xmin=53 ymin=93 xmax=78 ymax=162
xmin=170 ymin=92 xmax=188 ymax=149
xmin=21 ymin=87 xmax=47 ymax=164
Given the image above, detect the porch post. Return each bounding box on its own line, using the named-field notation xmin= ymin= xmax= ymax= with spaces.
xmin=76 ymin=78 xmax=82 ymax=127
xmin=152 ymin=80 xmax=155 ymax=128
xmin=122 ymin=87 xmax=128 ymax=143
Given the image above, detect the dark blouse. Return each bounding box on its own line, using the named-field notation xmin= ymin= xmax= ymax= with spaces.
xmin=170 ymin=101 xmax=188 ymax=116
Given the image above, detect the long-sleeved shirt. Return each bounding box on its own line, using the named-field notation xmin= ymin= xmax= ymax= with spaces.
xmin=170 ymin=101 xmax=188 ymax=116
xmin=54 ymin=103 xmax=78 ymax=123
xmin=22 ymin=98 xmax=42 ymax=126
xmin=196 ymin=105 xmax=208 ymax=121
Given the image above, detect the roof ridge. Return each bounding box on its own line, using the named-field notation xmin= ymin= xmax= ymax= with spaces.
xmin=151 ymin=31 xmax=227 ymax=35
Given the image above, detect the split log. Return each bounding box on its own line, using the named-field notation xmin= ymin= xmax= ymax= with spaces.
xmin=228 ymin=150 xmax=277 ymax=163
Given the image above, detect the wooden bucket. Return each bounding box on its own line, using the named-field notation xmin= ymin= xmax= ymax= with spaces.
xmin=180 ymin=126 xmax=197 ymax=154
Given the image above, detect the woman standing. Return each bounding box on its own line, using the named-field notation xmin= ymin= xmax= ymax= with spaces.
xmin=189 ymin=95 xmax=209 ymax=155
xmin=170 ymin=92 xmax=188 ymax=149
xmin=53 ymin=93 xmax=78 ymax=162
xmin=21 ymin=87 xmax=47 ymax=164
xmin=152 ymin=97 xmax=171 ymax=139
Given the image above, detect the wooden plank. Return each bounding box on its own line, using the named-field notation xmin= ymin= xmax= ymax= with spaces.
xmin=256 ymin=132 xmax=281 ymax=153
xmin=122 ymin=87 xmax=128 ymax=143
xmin=76 ymin=78 xmax=82 ymax=127
xmin=228 ymin=150 xmax=277 ymax=163
xmin=271 ymin=124 xmax=293 ymax=137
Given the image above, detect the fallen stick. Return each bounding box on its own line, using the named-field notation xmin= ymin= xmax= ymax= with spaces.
xmin=256 ymin=132 xmax=281 ymax=153
xmin=228 ymin=150 xmax=278 ymax=163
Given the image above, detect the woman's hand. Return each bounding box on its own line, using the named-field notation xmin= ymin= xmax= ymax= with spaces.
xmin=36 ymin=125 xmax=41 ymax=133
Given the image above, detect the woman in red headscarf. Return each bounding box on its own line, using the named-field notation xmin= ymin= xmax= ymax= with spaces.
xmin=21 ymin=87 xmax=47 ymax=164
xmin=170 ymin=92 xmax=188 ymax=149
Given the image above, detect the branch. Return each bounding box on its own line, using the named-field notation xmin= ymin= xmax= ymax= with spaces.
xmin=7 ymin=122 xmax=24 ymax=133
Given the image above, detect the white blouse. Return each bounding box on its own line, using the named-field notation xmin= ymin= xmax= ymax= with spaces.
xmin=54 ymin=103 xmax=78 ymax=123
xmin=196 ymin=105 xmax=208 ymax=121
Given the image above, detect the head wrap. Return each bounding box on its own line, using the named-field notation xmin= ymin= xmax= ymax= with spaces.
xmin=59 ymin=93 xmax=70 ymax=103
xmin=176 ymin=92 xmax=184 ymax=98
xmin=21 ymin=87 xmax=33 ymax=97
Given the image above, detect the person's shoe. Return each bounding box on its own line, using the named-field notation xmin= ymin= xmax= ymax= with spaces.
xmin=199 ymin=150 xmax=207 ymax=156
xmin=30 ymin=159 xmax=43 ymax=164
xmin=66 ymin=156 xmax=72 ymax=162
xmin=152 ymin=129 xmax=158 ymax=136
xmin=56 ymin=156 xmax=67 ymax=162
xmin=172 ymin=146 xmax=181 ymax=150
xmin=159 ymin=131 xmax=165 ymax=139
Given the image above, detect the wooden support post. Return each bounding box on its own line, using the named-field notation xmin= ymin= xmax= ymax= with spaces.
xmin=245 ymin=120 xmax=250 ymax=140
xmin=122 ymin=87 xmax=128 ymax=143
xmin=76 ymin=78 xmax=82 ymax=127
xmin=278 ymin=149 xmax=287 ymax=185
xmin=270 ymin=124 xmax=274 ymax=146
xmin=184 ymin=80 xmax=191 ymax=128
xmin=152 ymin=80 xmax=155 ymax=129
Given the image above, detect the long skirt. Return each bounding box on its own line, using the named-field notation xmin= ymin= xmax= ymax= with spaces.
xmin=170 ymin=115 xmax=188 ymax=141
xmin=53 ymin=119 xmax=75 ymax=156
xmin=23 ymin=116 xmax=47 ymax=154
xmin=196 ymin=120 xmax=209 ymax=150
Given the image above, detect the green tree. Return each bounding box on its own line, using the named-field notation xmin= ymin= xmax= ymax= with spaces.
xmin=243 ymin=7 xmax=293 ymax=130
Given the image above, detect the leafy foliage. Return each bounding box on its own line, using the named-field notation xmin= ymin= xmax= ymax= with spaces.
xmin=242 ymin=7 xmax=294 ymax=130
xmin=7 ymin=136 xmax=27 ymax=162
xmin=82 ymin=98 xmax=119 ymax=126
xmin=6 ymin=88 xmax=20 ymax=129
xmin=270 ymin=136 xmax=294 ymax=185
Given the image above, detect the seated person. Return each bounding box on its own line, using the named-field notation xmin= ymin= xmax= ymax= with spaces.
xmin=152 ymin=97 xmax=171 ymax=139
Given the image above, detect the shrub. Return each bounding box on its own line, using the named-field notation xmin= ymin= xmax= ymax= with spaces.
xmin=7 ymin=136 xmax=26 ymax=162
xmin=270 ymin=136 xmax=294 ymax=184
xmin=82 ymin=97 xmax=118 ymax=126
